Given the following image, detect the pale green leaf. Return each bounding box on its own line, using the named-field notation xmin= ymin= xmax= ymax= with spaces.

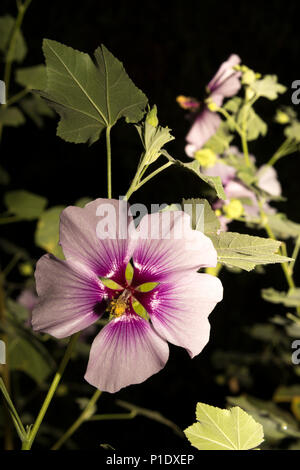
xmin=136 ymin=106 xmax=174 ymax=164
xmin=162 ymin=152 xmax=226 ymax=199
xmin=238 ymin=107 xmax=267 ymax=141
xmin=5 ymin=190 xmax=47 ymax=220
xmin=0 ymin=15 xmax=27 ymax=63
xmin=8 ymin=335 xmax=54 ymax=384
xmin=0 ymin=107 xmax=25 ymax=126
xmin=227 ymin=395 xmax=300 ymax=443
xmin=15 ymin=64 xmax=47 ymax=90
xmin=182 ymin=198 xmax=220 ymax=235
xmin=223 ymin=97 xmax=242 ymax=114
xmin=35 ymin=206 xmax=65 ymax=258
xmin=210 ymin=232 xmax=291 ymax=271
xmin=262 ymin=287 xmax=300 ymax=307
xmin=251 ymin=75 xmax=287 ymax=100
xmin=284 ymin=121 xmax=300 ymax=142
xmin=184 ymin=402 xmax=264 ymax=450
xmin=40 ymin=39 xmax=148 ymax=144
xmin=19 ymin=94 xmax=55 ymax=127
xmin=266 ymin=214 xmax=300 ymax=239
xmin=204 ymin=122 xmax=233 ymax=154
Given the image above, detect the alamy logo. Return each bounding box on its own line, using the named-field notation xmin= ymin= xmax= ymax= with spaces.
xmin=0 ymin=80 xmax=5 ymax=104
xmin=0 ymin=340 xmax=6 ymax=365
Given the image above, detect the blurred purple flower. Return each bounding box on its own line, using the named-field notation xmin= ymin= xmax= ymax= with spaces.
xmin=31 ymin=199 xmax=223 ymax=393
xmin=184 ymin=55 xmax=242 ymax=153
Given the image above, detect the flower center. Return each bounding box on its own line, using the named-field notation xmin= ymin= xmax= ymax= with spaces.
xmin=108 ymin=289 xmax=131 ymax=318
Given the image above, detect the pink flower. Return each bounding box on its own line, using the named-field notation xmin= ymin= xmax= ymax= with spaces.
xmin=256 ymin=165 xmax=282 ymax=197
xmin=185 ymin=55 xmax=241 ymax=153
xmin=31 ymin=199 xmax=223 ymax=393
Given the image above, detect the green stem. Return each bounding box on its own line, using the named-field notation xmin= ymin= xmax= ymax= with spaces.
xmin=0 ymin=0 xmax=32 ymax=142
xmin=290 ymin=236 xmax=300 ymax=276
xmin=125 ymin=159 xmax=173 ymax=200
xmin=90 ymin=411 xmax=137 ymax=421
xmin=241 ymin=131 xmax=251 ymax=167
xmin=21 ymin=332 xmax=80 ymax=450
xmin=0 ymin=274 xmax=14 ymax=449
xmin=106 ymin=126 xmax=112 ymax=198
xmin=259 ymin=203 xmax=296 ymax=292
xmin=0 ymin=216 xmax=23 ymax=224
xmin=134 ymin=162 xmax=173 ymax=191
xmin=267 ymin=138 xmax=298 ymax=167
xmin=6 ymin=87 xmax=29 ymax=106
xmin=51 ymin=389 xmax=102 ymax=450
xmin=0 ymin=378 xmax=26 ymax=442
xmin=4 ymin=0 xmax=32 ymax=96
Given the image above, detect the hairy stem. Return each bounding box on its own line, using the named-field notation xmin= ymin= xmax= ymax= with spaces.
xmin=106 ymin=126 xmax=112 ymax=198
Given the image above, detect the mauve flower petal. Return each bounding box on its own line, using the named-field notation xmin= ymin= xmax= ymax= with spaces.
xmin=17 ymin=288 xmax=38 ymax=312
xmin=135 ymin=273 xmax=223 ymax=358
xmin=59 ymin=198 xmax=136 ymax=285
xmin=256 ymin=165 xmax=282 ymax=197
xmin=132 ymin=211 xmax=217 ymax=285
xmin=224 ymin=180 xmax=262 ymax=217
xmin=186 ymin=108 xmax=221 ymax=150
xmin=32 ymin=254 xmax=106 ymax=338
xmin=202 ymin=160 xmax=236 ymax=185
xmin=207 ymin=54 xmax=241 ymax=97
xmin=85 ymin=310 xmax=169 ymax=393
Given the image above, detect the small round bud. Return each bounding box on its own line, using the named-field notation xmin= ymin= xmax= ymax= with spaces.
xmin=275 ymin=110 xmax=290 ymax=124
xmin=223 ymin=199 xmax=244 ymax=219
xmin=206 ymin=100 xmax=218 ymax=112
xmin=19 ymin=262 xmax=33 ymax=277
xmin=194 ymin=148 xmax=217 ymax=168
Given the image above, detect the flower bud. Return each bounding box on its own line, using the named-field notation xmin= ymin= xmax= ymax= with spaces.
xmin=275 ymin=110 xmax=290 ymax=124
xmin=223 ymin=199 xmax=244 ymax=219
xmin=194 ymin=148 xmax=217 ymax=167
xmin=146 ymin=105 xmax=159 ymax=127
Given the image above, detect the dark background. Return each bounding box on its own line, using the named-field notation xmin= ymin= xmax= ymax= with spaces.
xmin=1 ymin=0 xmax=300 ymax=451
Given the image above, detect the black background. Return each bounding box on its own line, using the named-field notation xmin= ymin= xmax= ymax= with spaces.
xmin=1 ymin=0 xmax=300 ymax=451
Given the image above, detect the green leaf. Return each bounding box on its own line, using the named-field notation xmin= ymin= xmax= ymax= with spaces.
xmin=182 ymin=198 xmax=220 ymax=235
xmin=162 ymin=152 xmax=226 ymax=199
xmin=35 ymin=206 xmax=65 ymax=258
xmin=15 ymin=65 xmax=47 ymax=90
xmin=8 ymin=335 xmax=53 ymax=384
xmin=227 ymin=395 xmax=300 ymax=443
xmin=75 ymin=197 xmax=92 ymax=208
xmin=204 ymin=122 xmax=233 ymax=154
xmin=284 ymin=121 xmax=300 ymax=142
xmin=4 ymin=190 xmax=47 ymax=220
xmin=184 ymin=402 xmax=264 ymax=450
xmin=262 ymin=287 xmax=300 ymax=307
xmin=19 ymin=94 xmax=55 ymax=127
xmin=136 ymin=106 xmax=174 ymax=165
xmin=40 ymin=39 xmax=148 ymax=144
xmin=238 ymin=107 xmax=267 ymax=141
xmin=0 ymin=107 xmax=25 ymax=126
xmin=0 ymin=15 xmax=27 ymax=63
xmin=251 ymin=75 xmax=287 ymax=100
xmin=266 ymin=214 xmax=300 ymax=239
xmin=223 ymin=97 xmax=242 ymax=114
xmin=209 ymin=232 xmax=291 ymax=271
